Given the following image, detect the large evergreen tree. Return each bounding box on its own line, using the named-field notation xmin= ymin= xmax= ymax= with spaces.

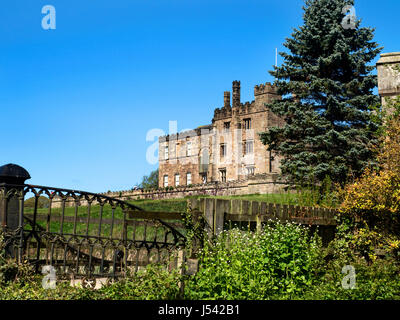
xmin=260 ymin=0 xmax=382 ymax=185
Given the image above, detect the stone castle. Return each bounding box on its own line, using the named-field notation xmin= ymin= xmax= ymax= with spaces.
xmin=80 ymin=51 xmax=399 ymax=203
xmin=49 ymin=52 xmax=400 ymax=207
xmin=158 ymin=80 xmax=284 ymax=188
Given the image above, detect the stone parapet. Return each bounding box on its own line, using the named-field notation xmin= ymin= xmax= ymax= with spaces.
xmin=52 ymin=175 xmax=287 ymax=208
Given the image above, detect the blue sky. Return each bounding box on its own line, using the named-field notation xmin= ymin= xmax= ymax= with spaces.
xmin=0 ymin=0 xmax=398 ymax=193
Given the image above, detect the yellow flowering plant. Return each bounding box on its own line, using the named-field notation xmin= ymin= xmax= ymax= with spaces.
xmin=337 ymin=97 xmax=400 ymax=261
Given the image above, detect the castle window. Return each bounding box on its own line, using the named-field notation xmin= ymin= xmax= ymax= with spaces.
xmin=175 ymin=174 xmax=180 ymax=186
xmin=201 ymin=173 xmax=207 ymax=184
xmin=164 ymin=146 xmax=169 ymax=160
xmin=220 ymin=144 xmax=227 ymax=158
xmin=186 ymin=142 xmax=192 ymax=157
xmin=186 ymin=172 xmax=192 ymax=185
xmin=224 ymin=122 xmax=230 ymax=132
xmin=163 ymin=175 xmax=168 ymax=187
xmin=219 ymin=169 xmax=226 ymax=182
xmin=244 ymin=140 xmax=254 ymax=155
xmin=244 ymin=118 xmax=252 ymax=130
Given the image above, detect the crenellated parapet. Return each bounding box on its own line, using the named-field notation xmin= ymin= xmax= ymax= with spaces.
xmin=254 ymin=82 xmax=276 ymax=96
xmin=159 ymin=125 xmax=213 ymax=142
xmin=212 ymin=81 xmax=280 ymax=122
xmin=213 ymin=106 xmax=233 ymax=121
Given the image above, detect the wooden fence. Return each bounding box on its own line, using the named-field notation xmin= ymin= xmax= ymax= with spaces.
xmin=187 ymin=198 xmax=338 ymax=243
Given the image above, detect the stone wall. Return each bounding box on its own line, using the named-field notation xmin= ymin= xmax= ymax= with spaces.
xmin=52 ymin=174 xmax=287 ymax=208
xmin=377 ymin=52 xmax=400 ymax=109
xmin=131 ymin=173 xmax=285 ymax=201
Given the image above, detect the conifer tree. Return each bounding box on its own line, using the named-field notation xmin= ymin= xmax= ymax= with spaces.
xmin=260 ymin=0 xmax=382 ymax=185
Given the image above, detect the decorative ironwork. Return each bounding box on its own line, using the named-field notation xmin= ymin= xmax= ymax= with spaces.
xmin=0 ymin=183 xmax=187 ymax=280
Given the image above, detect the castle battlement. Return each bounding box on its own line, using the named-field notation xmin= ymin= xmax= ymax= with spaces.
xmin=213 ymin=106 xmax=232 ymax=120
xmin=159 ymin=124 xmax=213 ymax=142
xmin=254 ymin=82 xmax=276 ymax=96
xmin=212 ymin=81 xmax=278 ymax=121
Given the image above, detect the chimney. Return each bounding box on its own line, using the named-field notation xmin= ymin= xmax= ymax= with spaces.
xmin=223 ymin=91 xmax=231 ymax=108
xmin=232 ymin=81 xmax=241 ymax=107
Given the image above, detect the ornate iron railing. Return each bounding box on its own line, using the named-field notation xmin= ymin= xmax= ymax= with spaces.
xmin=0 ymin=183 xmax=187 ymax=282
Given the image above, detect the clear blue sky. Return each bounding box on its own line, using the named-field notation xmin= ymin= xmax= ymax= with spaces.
xmin=0 ymin=0 xmax=398 ymax=193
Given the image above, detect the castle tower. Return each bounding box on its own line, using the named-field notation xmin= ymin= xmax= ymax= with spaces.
xmin=232 ymin=81 xmax=241 ymax=108
xmin=377 ymin=52 xmax=400 ymax=111
xmin=223 ymin=91 xmax=231 ymax=109
xmin=254 ymin=82 xmax=279 ymax=108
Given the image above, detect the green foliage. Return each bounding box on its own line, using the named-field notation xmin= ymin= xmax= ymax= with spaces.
xmin=1 ymin=228 xmax=400 ymax=300
xmin=24 ymin=196 xmax=50 ymax=209
xmin=0 ymin=276 xmax=96 ymax=300
xmin=138 ymin=169 xmax=159 ymax=190
xmin=0 ymin=263 xmax=182 ymax=300
xmin=292 ymin=175 xmax=339 ymax=208
xmin=96 ymin=265 xmax=182 ymax=300
xmin=0 ymin=233 xmax=35 ymax=286
xmin=129 ymin=198 xmax=187 ymax=212
xmin=260 ymin=0 xmax=382 ymax=185
xmin=300 ymin=258 xmax=400 ymax=300
xmin=185 ymin=223 xmax=323 ymax=300
xmin=335 ymin=98 xmax=400 ymax=262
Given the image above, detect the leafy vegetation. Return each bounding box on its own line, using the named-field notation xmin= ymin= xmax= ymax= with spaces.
xmin=129 ymin=198 xmax=187 ymax=212
xmin=337 ymin=98 xmax=400 ymax=262
xmin=138 ymin=169 xmax=159 ymax=190
xmin=24 ymin=196 xmax=50 ymax=209
xmin=1 ymin=221 xmax=400 ymax=300
xmin=185 ymin=222 xmax=322 ymax=300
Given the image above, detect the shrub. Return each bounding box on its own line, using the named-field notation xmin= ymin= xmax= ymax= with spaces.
xmin=336 ymin=98 xmax=400 ymax=263
xmin=185 ymin=222 xmax=323 ymax=300
xmin=0 ymin=233 xmax=35 ymax=287
xmin=339 ymin=168 xmax=400 ymax=235
xmin=24 ymin=196 xmax=50 ymax=209
xmin=96 ymin=264 xmax=182 ymax=300
xmin=0 ymin=263 xmax=182 ymax=300
xmin=300 ymin=258 xmax=400 ymax=300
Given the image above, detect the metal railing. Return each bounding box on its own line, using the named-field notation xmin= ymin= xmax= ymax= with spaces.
xmin=0 ymin=183 xmax=187 ymax=281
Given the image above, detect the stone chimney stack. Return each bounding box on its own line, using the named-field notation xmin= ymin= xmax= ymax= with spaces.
xmin=223 ymin=91 xmax=231 ymax=108
xmin=232 ymin=81 xmax=241 ymax=107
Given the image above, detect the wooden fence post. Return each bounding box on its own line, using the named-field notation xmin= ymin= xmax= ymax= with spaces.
xmin=251 ymin=201 xmax=261 ymax=233
xmin=204 ymin=198 xmax=215 ymax=238
xmin=215 ymin=199 xmax=229 ymax=236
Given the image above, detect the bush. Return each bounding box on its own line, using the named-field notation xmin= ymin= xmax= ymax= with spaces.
xmin=96 ymin=265 xmax=182 ymax=300
xmin=24 ymin=196 xmax=50 ymax=209
xmin=337 ymin=98 xmax=400 ymax=259
xmin=300 ymin=258 xmax=400 ymax=300
xmin=185 ymin=222 xmax=323 ymax=300
xmin=0 ymin=263 xmax=182 ymax=300
xmin=0 ymin=233 xmax=35 ymax=286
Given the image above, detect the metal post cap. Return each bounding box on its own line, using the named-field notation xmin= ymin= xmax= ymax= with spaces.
xmin=0 ymin=164 xmax=31 ymax=184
